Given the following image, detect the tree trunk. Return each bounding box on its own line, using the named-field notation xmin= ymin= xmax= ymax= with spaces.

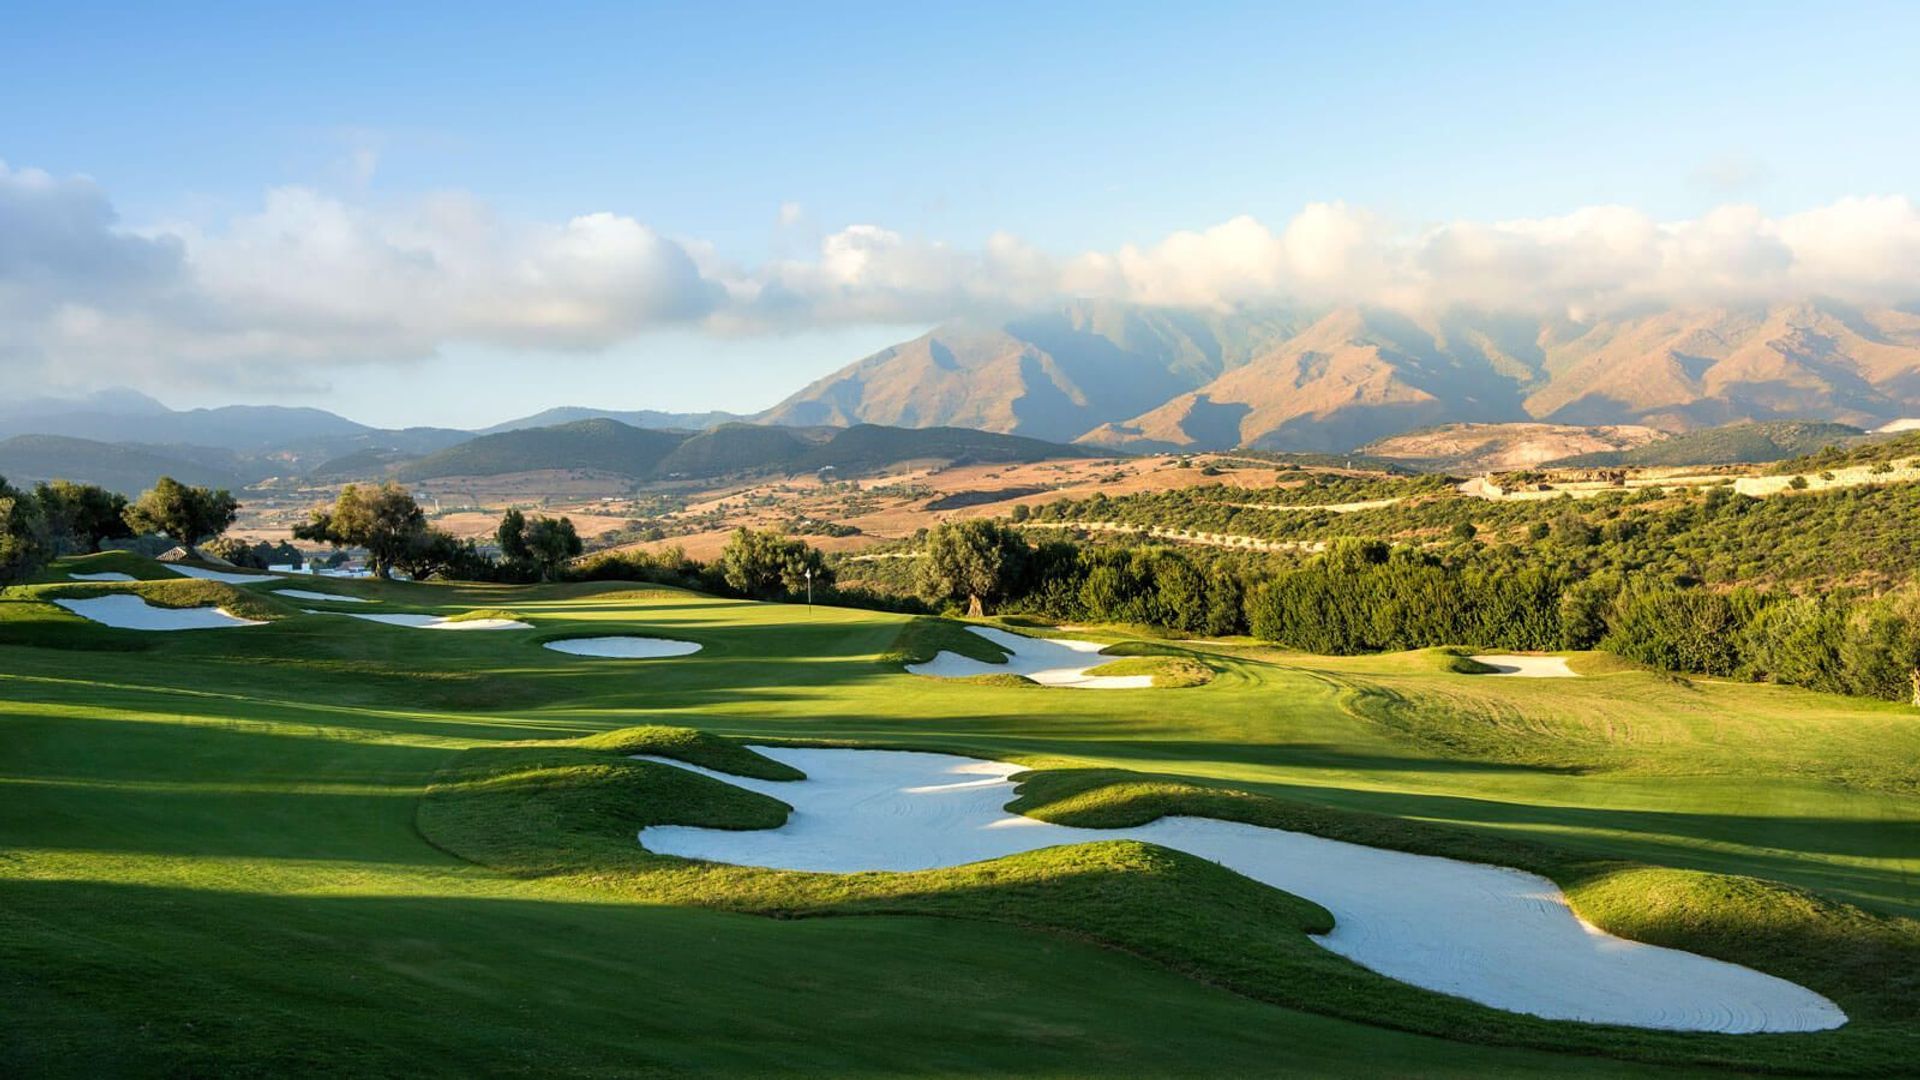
xmin=966 ymin=594 xmax=985 ymax=619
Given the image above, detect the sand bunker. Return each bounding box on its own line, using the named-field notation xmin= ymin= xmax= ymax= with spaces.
xmin=1472 ymin=654 xmax=1578 ymax=677
xmin=637 ymin=747 xmax=1844 ymax=1034
xmin=68 ymin=572 xmax=136 ymax=582
xmin=544 ymin=637 xmax=701 ymax=658
xmin=164 ymin=564 xmax=275 ymax=585
xmin=334 ymin=612 xmax=532 ymax=630
xmin=54 ymin=595 xmax=265 ymax=631
xmin=273 ymin=589 xmax=372 ymax=604
xmin=907 ymin=627 xmax=1153 ymax=688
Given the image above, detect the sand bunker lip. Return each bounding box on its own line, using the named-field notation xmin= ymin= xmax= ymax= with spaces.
xmin=272 ymin=589 xmax=373 ymax=604
xmin=163 ymin=564 xmax=277 ymax=585
xmin=635 ymin=747 xmax=1845 ymax=1034
xmin=907 ymin=627 xmax=1153 ymax=688
xmin=1471 ymin=654 xmax=1578 ymax=677
xmin=54 ymin=595 xmax=265 ymax=631
xmin=543 ymin=636 xmax=701 ymax=658
xmin=68 ymin=572 xmax=136 ymax=582
xmin=332 ymin=612 xmax=532 ymax=630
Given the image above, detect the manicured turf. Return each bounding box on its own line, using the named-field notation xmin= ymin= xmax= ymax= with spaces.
xmin=2 ymin=555 xmax=1917 ymax=1076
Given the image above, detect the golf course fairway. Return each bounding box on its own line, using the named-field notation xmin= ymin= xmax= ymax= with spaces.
xmin=4 ymin=557 xmax=1918 ymax=1076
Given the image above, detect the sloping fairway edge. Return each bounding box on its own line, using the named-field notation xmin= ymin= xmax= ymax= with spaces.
xmin=419 ymin=726 xmax=1920 ymax=1075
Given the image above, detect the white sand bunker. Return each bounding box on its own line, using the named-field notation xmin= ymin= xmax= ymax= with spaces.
xmin=907 ymin=626 xmax=1152 ymax=688
xmin=165 ymin=564 xmax=274 ymax=585
xmin=637 ymin=747 xmax=1844 ymax=1034
xmin=1472 ymin=654 xmax=1578 ymax=678
xmin=334 ymin=612 xmax=531 ymax=631
xmin=273 ymin=589 xmax=373 ymax=604
xmin=54 ymin=595 xmax=264 ymax=631
xmin=68 ymin=572 xmax=136 ymax=582
xmin=544 ymin=636 xmax=701 ymax=658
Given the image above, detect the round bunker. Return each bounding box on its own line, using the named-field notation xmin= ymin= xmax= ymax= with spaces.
xmin=544 ymin=636 xmax=702 ymax=658
xmin=908 ymin=626 xmax=1152 ymax=689
xmin=635 ymin=746 xmax=1846 ymax=1035
xmin=68 ymin=572 xmax=136 ymax=582
xmin=55 ymin=595 xmax=265 ymax=631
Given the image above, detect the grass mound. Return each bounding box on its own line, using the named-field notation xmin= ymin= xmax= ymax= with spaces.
xmin=574 ymin=725 xmax=805 ymax=781
xmin=881 ymin=616 xmax=1009 ymax=665
xmin=1086 ymin=655 xmax=1216 ymax=687
xmin=31 ymin=579 xmax=294 ymax=622
xmin=441 ymin=608 xmax=525 ymax=623
xmin=35 ymin=551 xmax=178 ymax=583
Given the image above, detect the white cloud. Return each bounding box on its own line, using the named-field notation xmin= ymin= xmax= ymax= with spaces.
xmin=3 ymin=156 xmax=1919 ymax=392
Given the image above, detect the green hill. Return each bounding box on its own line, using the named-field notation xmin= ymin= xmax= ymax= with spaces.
xmin=396 ymin=419 xmax=688 ymax=480
xmin=799 ymin=424 xmax=1085 ymax=474
xmin=0 ymin=434 xmax=244 ymax=495
xmin=655 ymin=423 xmax=814 ymax=478
xmin=397 ymin=419 xmax=1089 ymax=483
xmin=1548 ymin=421 xmax=1864 ymax=468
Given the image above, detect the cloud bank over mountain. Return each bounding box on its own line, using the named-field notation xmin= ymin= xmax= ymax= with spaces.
xmin=4 ymin=157 xmax=1919 ymax=392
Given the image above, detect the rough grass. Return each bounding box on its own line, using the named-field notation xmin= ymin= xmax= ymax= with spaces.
xmin=420 ymin=725 xmax=1920 ymax=1075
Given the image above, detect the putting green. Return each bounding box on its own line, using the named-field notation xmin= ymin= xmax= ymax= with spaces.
xmin=2 ymin=558 xmax=1916 ymax=1076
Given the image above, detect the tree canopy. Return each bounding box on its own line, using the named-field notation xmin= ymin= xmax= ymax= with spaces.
xmin=0 ymin=475 xmax=53 ymax=584
xmin=916 ymin=520 xmax=1031 ymax=614
xmin=123 ymin=477 xmax=239 ymax=552
xmin=35 ymin=481 xmax=130 ymax=554
xmin=293 ymin=483 xmax=429 ymax=579
xmin=719 ymin=528 xmax=832 ymax=600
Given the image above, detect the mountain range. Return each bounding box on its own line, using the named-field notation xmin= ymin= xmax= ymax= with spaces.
xmin=9 ymin=299 xmax=1920 ymax=494
xmin=768 ymin=300 xmax=1920 ymax=452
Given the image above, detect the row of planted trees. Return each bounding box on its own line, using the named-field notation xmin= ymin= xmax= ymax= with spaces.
xmin=892 ymin=519 xmax=1920 ymax=704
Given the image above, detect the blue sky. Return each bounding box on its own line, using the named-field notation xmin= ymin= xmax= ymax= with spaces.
xmin=4 ymin=1 xmax=1918 ymax=427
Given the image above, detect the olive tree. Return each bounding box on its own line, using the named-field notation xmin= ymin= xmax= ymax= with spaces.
xmin=718 ymin=527 xmax=832 ymax=600
xmin=293 ymin=482 xmax=428 ymax=579
xmin=0 ymin=475 xmax=53 ymax=583
xmin=915 ymin=519 xmax=1030 ymax=615
xmin=123 ymin=477 xmax=239 ymax=554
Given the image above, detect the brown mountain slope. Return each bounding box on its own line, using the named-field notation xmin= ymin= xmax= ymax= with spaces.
xmin=769 ymin=301 xmax=1920 ymax=452
xmin=1079 ymin=308 xmax=1537 ymax=452
xmin=759 ymin=301 xmax=1306 ymax=443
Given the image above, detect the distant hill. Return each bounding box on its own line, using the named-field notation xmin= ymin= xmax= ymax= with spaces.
xmin=1361 ymin=423 xmax=1668 ymax=473
xmin=397 ymin=419 xmax=1089 ymax=483
xmin=797 ymin=424 xmax=1085 ymax=474
xmin=0 ymin=435 xmax=245 ymax=495
xmin=396 ymin=419 xmax=688 ymax=480
xmin=655 ymin=423 xmax=818 ymax=478
xmin=479 ymin=406 xmax=745 ymax=435
xmin=1547 ymin=421 xmax=1866 ymax=467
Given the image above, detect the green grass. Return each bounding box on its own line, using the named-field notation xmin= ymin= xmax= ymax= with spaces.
xmin=3 ymin=568 xmax=1918 ymax=1075
xmin=1084 ymin=653 xmax=1217 ymax=687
